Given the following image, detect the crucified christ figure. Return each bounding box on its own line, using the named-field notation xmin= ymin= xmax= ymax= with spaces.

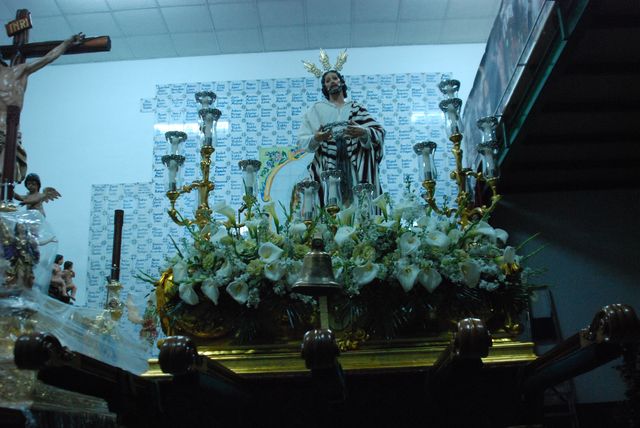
xmin=0 ymin=32 xmax=85 ymax=184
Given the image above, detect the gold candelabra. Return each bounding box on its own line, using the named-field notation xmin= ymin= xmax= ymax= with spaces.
xmin=416 ymin=78 xmax=502 ymax=228
xmin=163 ymin=91 xmax=221 ymax=229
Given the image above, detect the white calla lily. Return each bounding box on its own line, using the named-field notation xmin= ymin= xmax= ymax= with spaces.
xmin=425 ymin=230 xmax=451 ymax=250
xmin=288 ymin=222 xmax=307 ymax=237
xmin=418 ymin=269 xmax=442 ymax=293
xmin=178 ymin=283 xmax=199 ymax=305
xmin=495 ymin=228 xmax=509 ymax=245
xmin=503 ymin=246 xmax=517 ymax=264
xmin=378 ymin=219 xmax=397 ymax=229
xmin=226 ymin=280 xmax=249 ymax=304
xmin=216 ymin=260 xmax=233 ymax=279
xmin=201 ymin=279 xmax=220 ymax=305
xmin=337 ymin=205 xmax=356 ymax=226
xmin=373 ymin=194 xmax=388 ymax=216
xmin=331 ymin=257 xmax=344 ymax=281
xmin=353 ymin=262 xmax=379 ymax=287
xmin=334 ymin=226 xmax=356 ymax=247
xmin=399 ymin=231 xmax=420 ymax=256
xmin=395 ymin=259 xmax=420 ymax=292
xmin=264 ymin=261 xmax=286 ymax=281
xmin=213 ymin=201 xmax=236 ymax=223
xmin=210 ymin=227 xmax=229 ymax=244
xmin=172 ymin=261 xmax=188 ymax=282
xmin=258 ymin=242 xmax=283 ymax=263
xmin=263 ymin=201 xmax=278 ymax=221
xmin=460 ymin=260 xmax=481 ymax=288
xmin=416 ymin=215 xmax=430 ymax=228
xmin=471 ymin=221 xmax=496 ymax=243
xmin=391 ymin=200 xmax=409 ymax=221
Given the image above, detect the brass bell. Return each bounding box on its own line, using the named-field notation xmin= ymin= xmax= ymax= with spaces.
xmin=292 ymin=237 xmax=340 ymax=297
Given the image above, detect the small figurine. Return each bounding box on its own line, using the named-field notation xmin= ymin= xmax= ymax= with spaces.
xmin=61 ymin=260 xmax=77 ymax=300
xmin=0 ymin=220 xmax=39 ymax=289
xmin=14 ymin=173 xmax=61 ymax=216
xmin=49 ymin=254 xmax=68 ymax=301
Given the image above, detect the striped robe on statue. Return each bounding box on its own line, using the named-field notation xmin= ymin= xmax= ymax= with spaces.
xmin=297 ymin=99 xmax=385 ymax=208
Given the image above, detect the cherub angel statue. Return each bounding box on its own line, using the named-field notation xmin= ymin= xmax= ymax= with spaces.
xmin=13 ymin=173 xmax=61 ymax=216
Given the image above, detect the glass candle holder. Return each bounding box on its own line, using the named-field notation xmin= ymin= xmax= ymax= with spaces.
xmin=477 ymin=142 xmax=500 ymax=179
xmin=195 ymin=91 xmax=221 ymax=147
xmin=353 ymin=182 xmax=374 ymax=219
xmin=165 ymin=130 xmax=187 ymax=155
xmin=438 ymin=77 xmax=460 ymax=99
xmin=238 ymin=159 xmax=261 ymax=197
xmin=199 ymin=107 xmax=222 ymax=148
xmin=439 ymin=98 xmax=462 ymax=136
xmin=413 ymin=141 xmax=438 ymax=181
xmin=477 ymin=116 xmax=499 ymax=145
xmin=195 ymin=91 xmax=216 ymax=108
xmin=296 ymin=180 xmax=319 ymax=222
xmin=321 ymin=169 xmax=342 ymax=209
xmin=162 ymin=131 xmax=187 ymax=191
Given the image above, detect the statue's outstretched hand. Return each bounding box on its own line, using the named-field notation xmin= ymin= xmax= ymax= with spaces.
xmin=71 ymin=33 xmax=85 ymax=45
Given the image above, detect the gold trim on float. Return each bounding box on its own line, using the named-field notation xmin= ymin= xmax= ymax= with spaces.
xmin=142 ymin=337 xmax=537 ymax=378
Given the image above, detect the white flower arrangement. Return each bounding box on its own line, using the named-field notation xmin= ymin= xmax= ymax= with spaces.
xmin=150 ymin=189 xmax=534 ymax=342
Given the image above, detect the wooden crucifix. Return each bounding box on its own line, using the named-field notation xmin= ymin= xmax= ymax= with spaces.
xmin=0 ymin=9 xmax=110 ymax=205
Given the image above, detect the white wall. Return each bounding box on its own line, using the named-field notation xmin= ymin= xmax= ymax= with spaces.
xmin=17 ymin=44 xmax=486 ymax=306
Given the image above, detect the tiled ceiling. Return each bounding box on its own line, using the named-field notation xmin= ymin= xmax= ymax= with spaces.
xmin=0 ymin=0 xmax=500 ymax=65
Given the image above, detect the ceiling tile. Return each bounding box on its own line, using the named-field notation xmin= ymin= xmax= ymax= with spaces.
xmin=262 ymin=25 xmax=306 ymax=50
xmin=158 ymin=0 xmax=206 ymax=5
xmin=106 ymin=0 xmax=160 ymax=10
xmin=161 ymin=5 xmax=213 ymax=33
xmin=216 ymin=28 xmax=262 ymax=53
xmin=397 ymin=20 xmax=443 ymax=45
xmin=446 ymin=0 xmax=501 ymax=19
xmin=66 ymin=13 xmax=124 ymax=38
xmin=209 ymin=3 xmax=259 ymax=30
xmin=127 ymin=33 xmax=177 ymax=58
xmin=113 ymin=8 xmax=168 ymax=36
xmin=171 ymin=32 xmax=220 ymax=56
xmin=2 ymin=0 xmax=63 ymax=17
xmin=0 ymin=0 xmax=502 ymax=65
xmin=307 ymin=24 xmax=350 ymax=49
xmin=439 ymin=18 xmax=492 ymax=43
xmin=28 ymin=16 xmax=74 ymax=41
xmin=398 ymin=0 xmax=447 ymax=21
xmin=99 ymin=36 xmax=135 ymax=60
xmin=351 ymin=22 xmax=396 ymax=47
xmin=55 ymin=0 xmax=110 ymax=14
xmin=305 ymin=0 xmax=350 ymax=25
xmin=258 ymin=1 xmax=304 ymax=27
xmin=353 ymin=0 xmax=399 ymax=22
